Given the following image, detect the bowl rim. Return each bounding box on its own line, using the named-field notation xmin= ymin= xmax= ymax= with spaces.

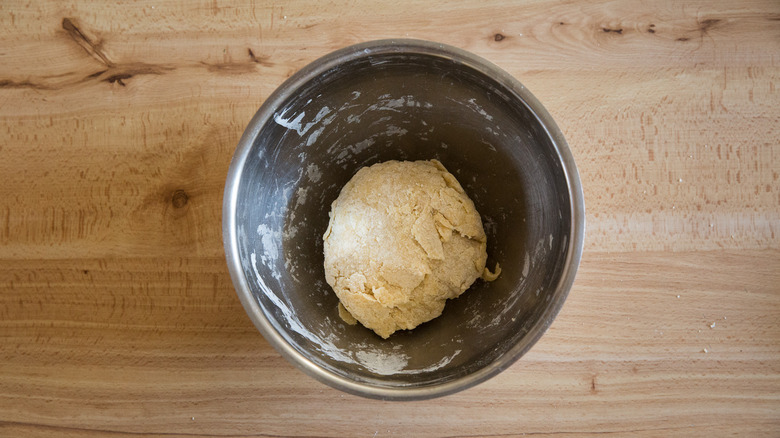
xmin=223 ymin=38 xmax=585 ymax=401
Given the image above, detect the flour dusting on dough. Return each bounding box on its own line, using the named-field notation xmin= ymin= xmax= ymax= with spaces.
xmin=323 ymin=160 xmax=499 ymax=338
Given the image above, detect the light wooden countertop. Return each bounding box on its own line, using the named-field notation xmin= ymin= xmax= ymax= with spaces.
xmin=1 ymin=1 xmax=778 ymax=436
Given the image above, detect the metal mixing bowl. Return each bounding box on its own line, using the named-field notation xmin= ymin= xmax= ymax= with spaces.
xmin=223 ymin=39 xmax=584 ymax=400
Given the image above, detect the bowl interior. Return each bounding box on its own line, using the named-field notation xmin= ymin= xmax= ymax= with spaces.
xmin=233 ymin=47 xmax=573 ymax=391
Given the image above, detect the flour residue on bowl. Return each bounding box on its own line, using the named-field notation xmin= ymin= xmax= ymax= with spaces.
xmin=294 ymin=187 xmax=309 ymax=208
xmin=274 ymin=106 xmax=334 ymax=137
xmin=251 ymin=251 xmax=353 ymax=364
xmin=385 ymin=125 xmax=408 ymax=136
xmin=354 ymin=348 xmax=462 ymax=376
xmin=256 ymin=224 xmax=282 ymax=280
xmin=445 ymin=96 xmax=494 ymax=122
xmin=522 ymin=251 xmax=530 ymax=278
xmin=273 ymin=112 xmax=306 ymax=134
xmin=332 ymin=137 xmax=375 ymax=163
xmin=467 ymin=98 xmax=493 ymax=121
xmin=306 ymin=164 xmax=322 ymax=182
xmin=355 ymin=350 xmax=409 ymax=375
xmin=251 ymin=250 xmax=458 ymax=376
xmin=533 ymin=236 xmax=547 ymax=267
xmin=370 ymin=94 xmax=430 ymax=111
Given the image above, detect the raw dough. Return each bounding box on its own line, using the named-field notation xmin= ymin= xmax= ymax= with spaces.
xmin=323 ymin=159 xmax=499 ymax=338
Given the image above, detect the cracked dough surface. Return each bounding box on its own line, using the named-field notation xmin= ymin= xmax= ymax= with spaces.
xmin=323 ymin=159 xmax=495 ymax=339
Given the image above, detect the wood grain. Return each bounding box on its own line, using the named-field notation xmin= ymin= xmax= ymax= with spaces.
xmin=1 ymin=0 xmax=779 ymax=436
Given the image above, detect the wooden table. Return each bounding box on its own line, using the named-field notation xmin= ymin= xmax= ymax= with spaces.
xmin=1 ymin=1 xmax=778 ymax=436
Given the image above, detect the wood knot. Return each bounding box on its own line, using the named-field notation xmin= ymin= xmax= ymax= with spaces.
xmin=699 ymin=18 xmax=721 ymax=32
xmin=105 ymin=73 xmax=132 ymax=86
xmin=172 ymin=190 xmax=189 ymax=208
xmin=494 ymin=33 xmax=505 ymax=42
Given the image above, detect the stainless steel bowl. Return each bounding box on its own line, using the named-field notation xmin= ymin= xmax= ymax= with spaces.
xmin=223 ymin=39 xmax=584 ymax=400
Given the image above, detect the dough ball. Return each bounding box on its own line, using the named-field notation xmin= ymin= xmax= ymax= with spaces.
xmin=323 ymin=159 xmax=496 ymax=339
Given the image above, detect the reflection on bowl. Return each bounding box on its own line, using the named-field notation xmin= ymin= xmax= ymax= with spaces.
xmin=223 ymin=39 xmax=584 ymax=400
